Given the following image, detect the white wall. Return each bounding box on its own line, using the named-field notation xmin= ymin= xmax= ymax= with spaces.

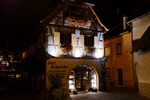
xmin=132 ymin=13 xmax=150 ymax=40
xmin=132 ymin=13 xmax=150 ymax=98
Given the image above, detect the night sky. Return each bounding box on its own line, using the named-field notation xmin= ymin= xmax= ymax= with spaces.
xmin=0 ymin=0 xmax=149 ymax=50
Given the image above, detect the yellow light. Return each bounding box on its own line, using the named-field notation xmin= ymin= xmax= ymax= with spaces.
xmin=16 ymin=74 xmax=21 ymax=79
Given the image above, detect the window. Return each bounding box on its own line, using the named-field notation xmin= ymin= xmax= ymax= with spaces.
xmin=60 ymin=33 xmax=71 ymax=47
xmin=105 ymin=47 xmax=111 ymax=56
xmin=84 ymin=35 xmax=94 ymax=47
xmin=116 ymin=43 xmax=122 ymax=55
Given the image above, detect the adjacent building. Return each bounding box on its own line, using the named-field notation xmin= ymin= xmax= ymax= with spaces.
xmin=104 ymin=29 xmax=134 ymax=89
xmin=128 ymin=12 xmax=150 ymax=98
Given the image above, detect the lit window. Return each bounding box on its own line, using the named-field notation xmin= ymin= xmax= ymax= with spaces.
xmin=105 ymin=47 xmax=111 ymax=56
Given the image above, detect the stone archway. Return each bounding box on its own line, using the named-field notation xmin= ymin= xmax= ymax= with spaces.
xmin=69 ymin=64 xmax=98 ymax=93
xmin=46 ymin=58 xmax=101 ymax=98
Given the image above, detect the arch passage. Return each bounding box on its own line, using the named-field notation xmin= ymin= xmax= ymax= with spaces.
xmin=69 ymin=64 xmax=98 ymax=92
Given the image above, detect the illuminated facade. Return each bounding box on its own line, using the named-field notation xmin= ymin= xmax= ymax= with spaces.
xmin=23 ymin=0 xmax=108 ymax=99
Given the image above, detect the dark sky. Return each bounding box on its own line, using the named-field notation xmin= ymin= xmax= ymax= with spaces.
xmin=0 ymin=0 xmax=149 ymax=50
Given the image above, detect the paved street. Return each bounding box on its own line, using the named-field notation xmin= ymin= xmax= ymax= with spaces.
xmin=0 ymin=80 xmax=150 ymax=100
xmin=70 ymin=88 xmax=150 ymax=100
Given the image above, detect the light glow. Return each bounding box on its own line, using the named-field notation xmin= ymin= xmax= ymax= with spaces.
xmin=48 ymin=46 xmax=59 ymax=57
xmin=94 ymin=48 xmax=104 ymax=58
xmin=69 ymin=80 xmax=75 ymax=90
xmin=91 ymin=74 xmax=97 ymax=88
xmin=50 ymin=50 xmax=59 ymax=57
xmin=73 ymin=47 xmax=83 ymax=58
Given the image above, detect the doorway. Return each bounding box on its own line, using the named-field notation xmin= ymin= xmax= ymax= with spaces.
xmin=117 ymin=68 xmax=123 ymax=85
xmin=69 ymin=64 xmax=97 ymax=92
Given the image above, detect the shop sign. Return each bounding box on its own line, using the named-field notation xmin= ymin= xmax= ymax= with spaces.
xmin=47 ymin=60 xmax=69 ymax=79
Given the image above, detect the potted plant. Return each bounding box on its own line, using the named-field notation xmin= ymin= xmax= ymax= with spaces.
xmin=60 ymin=44 xmax=72 ymax=53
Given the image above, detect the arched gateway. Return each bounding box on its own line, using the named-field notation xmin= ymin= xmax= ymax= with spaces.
xmin=46 ymin=58 xmax=101 ymax=98
xmin=69 ymin=64 xmax=98 ymax=92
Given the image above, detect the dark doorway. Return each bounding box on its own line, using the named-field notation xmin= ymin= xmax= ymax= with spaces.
xmin=117 ymin=68 xmax=123 ymax=85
